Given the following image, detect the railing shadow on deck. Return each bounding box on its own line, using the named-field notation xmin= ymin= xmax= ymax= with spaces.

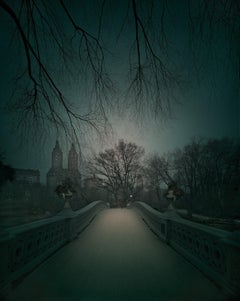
xmin=0 ymin=201 xmax=108 ymax=299
xmin=132 ymin=201 xmax=240 ymax=299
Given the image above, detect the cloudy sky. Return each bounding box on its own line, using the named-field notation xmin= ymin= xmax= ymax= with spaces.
xmin=0 ymin=0 xmax=239 ymax=182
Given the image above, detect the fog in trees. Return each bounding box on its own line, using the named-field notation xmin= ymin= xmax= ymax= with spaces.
xmin=0 ymin=1 xmax=239 ymax=225
xmin=88 ymin=139 xmax=144 ymax=207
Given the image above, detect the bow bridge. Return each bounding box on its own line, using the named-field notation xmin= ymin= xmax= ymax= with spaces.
xmin=1 ymin=201 xmax=239 ymax=300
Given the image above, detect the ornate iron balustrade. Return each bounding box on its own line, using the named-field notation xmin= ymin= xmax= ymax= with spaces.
xmin=0 ymin=201 xmax=107 ymax=298
xmin=133 ymin=201 xmax=240 ymax=298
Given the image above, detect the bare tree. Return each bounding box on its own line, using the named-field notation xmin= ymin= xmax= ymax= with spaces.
xmin=144 ymin=153 xmax=172 ymax=201
xmin=89 ymin=139 xmax=144 ymax=207
xmin=0 ymin=1 xmax=180 ymax=142
xmin=0 ymin=0 xmax=239 ymax=145
xmin=187 ymin=0 xmax=240 ymax=74
xmin=0 ymin=153 xmax=15 ymax=187
xmin=126 ymin=0 xmax=180 ymax=120
xmin=0 ymin=0 xmax=113 ymax=146
xmin=201 ymin=138 xmax=240 ymax=209
xmin=173 ymin=137 xmax=240 ymax=216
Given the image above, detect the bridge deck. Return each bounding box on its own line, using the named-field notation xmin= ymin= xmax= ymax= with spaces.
xmin=6 ymin=208 xmax=226 ymax=301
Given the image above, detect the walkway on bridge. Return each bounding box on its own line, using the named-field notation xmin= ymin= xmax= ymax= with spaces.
xmin=6 ymin=208 xmax=226 ymax=301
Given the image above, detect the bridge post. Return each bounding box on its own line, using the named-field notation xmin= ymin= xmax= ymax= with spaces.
xmin=166 ymin=219 xmax=171 ymax=244
xmin=222 ymin=232 xmax=240 ymax=296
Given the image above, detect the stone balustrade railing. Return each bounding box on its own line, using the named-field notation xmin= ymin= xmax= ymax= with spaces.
xmin=0 ymin=201 xmax=107 ymax=299
xmin=133 ymin=201 xmax=240 ymax=298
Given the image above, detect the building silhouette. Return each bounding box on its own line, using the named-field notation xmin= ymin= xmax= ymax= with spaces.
xmin=47 ymin=141 xmax=81 ymax=189
xmin=14 ymin=169 xmax=40 ymax=184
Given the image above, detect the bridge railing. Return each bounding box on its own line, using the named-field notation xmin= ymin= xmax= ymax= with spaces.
xmin=133 ymin=201 xmax=240 ymax=298
xmin=0 ymin=200 xmax=107 ymax=298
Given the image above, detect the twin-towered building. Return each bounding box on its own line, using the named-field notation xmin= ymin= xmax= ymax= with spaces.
xmin=46 ymin=141 xmax=81 ymax=189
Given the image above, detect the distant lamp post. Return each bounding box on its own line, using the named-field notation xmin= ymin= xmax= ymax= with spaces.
xmin=126 ymin=194 xmax=133 ymax=207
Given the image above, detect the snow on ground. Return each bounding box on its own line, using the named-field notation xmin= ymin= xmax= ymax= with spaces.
xmin=6 ymin=208 xmax=226 ymax=301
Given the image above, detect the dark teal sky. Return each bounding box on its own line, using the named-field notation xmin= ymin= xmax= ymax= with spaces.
xmin=0 ymin=0 xmax=239 ymax=182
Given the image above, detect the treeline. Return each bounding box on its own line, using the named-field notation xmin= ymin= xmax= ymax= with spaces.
xmin=144 ymin=138 xmax=240 ymax=217
xmin=0 ymin=137 xmax=239 ymax=220
xmin=88 ymin=137 xmax=240 ymax=218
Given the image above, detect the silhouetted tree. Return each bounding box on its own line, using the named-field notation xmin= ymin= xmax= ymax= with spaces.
xmin=173 ymin=137 xmax=240 ymax=216
xmin=0 ymin=153 xmax=15 ymax=187
xmin=0 ymin=0 xmax=113 ymax=144
xmin=90 ymin=139 xmax=144 ymax=207
xmin=2 ymin=1 xmax=238 ymax=143
xmin=144 ymin=154 xmax=172 ymax=201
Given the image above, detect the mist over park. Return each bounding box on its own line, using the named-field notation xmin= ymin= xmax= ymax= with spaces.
xmin=0 ymin=1 xmax=239 ymax=300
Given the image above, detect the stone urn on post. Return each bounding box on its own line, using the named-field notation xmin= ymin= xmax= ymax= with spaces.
xmin=55 ymin=178 xmax=76 ymax=211
xmin=165 ymin=181 xmax=184 ymax=211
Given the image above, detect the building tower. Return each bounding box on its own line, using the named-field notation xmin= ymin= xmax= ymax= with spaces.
xmin=68 ymin=143 xmax=78 ymax=170
xmin=47 ymin=140 xmax=64 ymax=188
xmin=47 ymin=141 xmax=81 ymax=189
xmin=52 ymin=140 xmax=63 ymax=169
xmin=67 ymin=143 xmax=81 ymax=187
